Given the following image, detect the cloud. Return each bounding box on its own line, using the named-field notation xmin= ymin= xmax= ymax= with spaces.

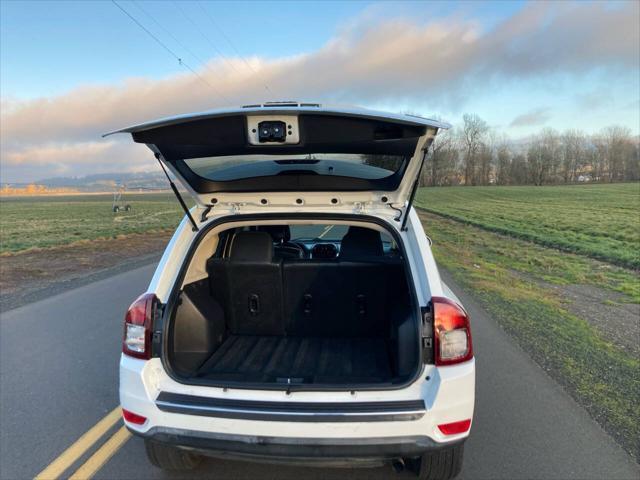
xmin=510 ymin=108 xmax=552 ymax=127
xmin=575 ymin=90 xmax=614 ymax=112
xmin=4 ymin=141 xmax=114 ymax=167
xmin=1 ymin=1 xmax=638 ymax=182
xmin=0 ymin=141 xmax=154 ymax=183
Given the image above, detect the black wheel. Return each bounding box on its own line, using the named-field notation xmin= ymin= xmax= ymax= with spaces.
xmin=112 ymin=206 xmax=120 ymax=213
xmin=124 ymin=204 xmax=131 ymax=211
xmin=144 ymin=440 xmax=202 ymax=470
xmin=407 ymin=443 xmax=464 ymax=480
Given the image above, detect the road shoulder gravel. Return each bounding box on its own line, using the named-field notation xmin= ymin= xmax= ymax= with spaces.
xmin=0 ymin=233 xmax=169 ymax=312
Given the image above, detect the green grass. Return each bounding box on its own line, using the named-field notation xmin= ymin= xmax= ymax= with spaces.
xmin=1 ymin=186 xmax=638 ymax=455
xmin=416 ymin=184 xmax=640 ymax=457
xmin=422 ymin=206 xmax=639 ymax=304
xmin=0 ymin=193 xmax=185 ymax=254
xmin=415 ymin=183 xmax=640 ymax=269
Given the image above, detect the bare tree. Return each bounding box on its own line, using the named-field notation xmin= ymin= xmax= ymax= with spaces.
xmin=477 ymin=143 xmax=493 ymax=185
xmin=461 ymin=113 xmax=489 ymax=186
xmin=603 ymin=126 xmax=633 ymax=182
xmin=527 ymin=128 xmax=560 ymax=185
xmin=527 ymin=137 xmax=544 ymax=186
xmin=546 ymin=128 xmax=562 ymax=184
xmin=495 ymin=135 xmax=512 ymax=185
xmin=626 ymin=139 xmax=640 ymax=181
xmin=561 ymin=130 xmax=587 ymax=183
xmin=424 ymin=128 xmax=459 ymax=186
xmin=417 ymin=119 xmax=637 ymax=188
xmin=510 ymin=153 xmax=528 ymax=185
xmin=591 ymin=134 xmax=608 ymax=182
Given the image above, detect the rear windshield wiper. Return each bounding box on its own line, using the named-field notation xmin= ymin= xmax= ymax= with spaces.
xmin=274 ymin=159 xmax=320 ymax=165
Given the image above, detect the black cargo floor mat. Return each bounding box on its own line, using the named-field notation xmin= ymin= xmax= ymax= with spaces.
xmin=196 ymin=335 xmax=393 ymax=384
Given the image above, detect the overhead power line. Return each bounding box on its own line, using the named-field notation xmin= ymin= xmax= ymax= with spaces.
xmin=131 ymin=1 xmax=207 ymax=68
xmin=130 ymin=0 xmax=231 ymax=102
xmin=196 ymin=1 xmax=273 ymax=95
xmin=171 ymin=0 xmax=272 ymax=96
xmin=111 ymin=0 xmax=229 ymax=102
xmin=171 ymin=1 xmax=238 ymax=70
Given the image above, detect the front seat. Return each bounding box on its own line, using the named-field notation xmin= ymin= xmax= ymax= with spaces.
xmin=339 ymin=226 xmax=384 ymax=260
xmin=256 ymin=225 xmax=303 ymax=259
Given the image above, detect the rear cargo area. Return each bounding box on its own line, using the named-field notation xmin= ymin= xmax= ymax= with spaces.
xmin=196 ymin=336 xmax=392 ymax=384
xmin=167 ymin=226 xmax=420 ymax=388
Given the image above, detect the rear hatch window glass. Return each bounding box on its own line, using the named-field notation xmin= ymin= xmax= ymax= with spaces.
xmin=184 ymin=154 xmax=406 ymax=182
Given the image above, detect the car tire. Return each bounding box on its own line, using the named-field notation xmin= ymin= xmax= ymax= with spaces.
xmin=113 ymin=206 xmax=120 ymax=213
xmin=408 ymin=443 xmax=464 ymax=480
xmin=144 ymin=440 xmax=202 ymax=470
xmin=124 ymin=204 xmax=131 ymax=211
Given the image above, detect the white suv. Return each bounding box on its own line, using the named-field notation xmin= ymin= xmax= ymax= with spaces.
xmin=113 ymin=102 xmax=475 ymax=479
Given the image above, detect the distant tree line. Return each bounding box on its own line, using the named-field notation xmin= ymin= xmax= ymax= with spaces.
xmin=422 ymin=114 xmax=640 ymax=186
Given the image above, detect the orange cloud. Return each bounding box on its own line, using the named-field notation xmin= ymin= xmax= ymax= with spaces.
xmin=1 ymin=1 xmax=638 ymax=182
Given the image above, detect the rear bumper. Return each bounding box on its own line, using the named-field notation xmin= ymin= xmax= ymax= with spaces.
xmin=155 ymin=391 xmax=426 ymax=422
xmin=120 ymin=356 xmax=475 ymax=455
xmin=132 ymin=427 xmax=464 ymax=465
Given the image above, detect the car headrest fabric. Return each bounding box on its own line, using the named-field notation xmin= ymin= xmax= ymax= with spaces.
xmin=339 ymin=226 xmax=383 ymax=259
xmin=229 ymin=231 xmax=274 ymax=262
xmin=256 ymin=225 xmax=291 ymax=243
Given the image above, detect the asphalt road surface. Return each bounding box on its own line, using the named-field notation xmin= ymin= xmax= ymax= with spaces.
xmin=1 ymin=263 xmax=638 ymax=480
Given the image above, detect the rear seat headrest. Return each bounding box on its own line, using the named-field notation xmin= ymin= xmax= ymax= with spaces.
xmin=229 ymin=231 xmax=274 ymax=262
xmin=339 ymin=226 xmax=383 ymax=259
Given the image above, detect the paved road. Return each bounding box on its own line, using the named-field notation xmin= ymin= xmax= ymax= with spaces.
xmin=1 ymin=264 xmax=638 ymax=480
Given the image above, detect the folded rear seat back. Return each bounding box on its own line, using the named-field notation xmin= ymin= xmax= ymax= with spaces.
xmin=207 ymin=226 xmax=408 ymax=340
xmin=338 ymin=261 xmax=392 ymax=336
xmin=282 ymin=259 xmax=346 ymax=336
xmin=209 ymin=231 xmax=285 ymax=336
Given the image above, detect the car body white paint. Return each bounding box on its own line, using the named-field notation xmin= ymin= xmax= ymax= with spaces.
xmin=117 ymin=104 xmax=474 ymax=467
xmin=120 ymin=206 xmax=475 ymax=442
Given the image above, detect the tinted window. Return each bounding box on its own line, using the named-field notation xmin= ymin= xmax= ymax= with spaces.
xmin=184 ymin=154 xmax=406 ymax=182
xmin=289 ymin=224 xmax=393 ymax=244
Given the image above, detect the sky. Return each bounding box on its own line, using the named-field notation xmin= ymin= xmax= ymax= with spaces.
xmin=1 ymin=0 xmax=639 ymax=183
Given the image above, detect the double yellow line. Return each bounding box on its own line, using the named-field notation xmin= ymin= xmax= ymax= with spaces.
xmin=34 ymin=407 xmax=131 ymax=480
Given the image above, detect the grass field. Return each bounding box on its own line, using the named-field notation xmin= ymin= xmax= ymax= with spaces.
xmin=1 ymin=184 xmax=638 ymax=455
xmin=0 ymin=193 xmax=184 ymax=254
xmin=415 ymin=182 xmax=640 ymax=457
xmin=415 ymin=183 xmax=640 ymax=269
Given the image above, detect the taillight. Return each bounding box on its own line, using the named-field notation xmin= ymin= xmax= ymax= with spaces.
xmin=432 ymin=296 xmax=473 ymax=366
xmin=123 ymin=293 xmax=158 ymax=360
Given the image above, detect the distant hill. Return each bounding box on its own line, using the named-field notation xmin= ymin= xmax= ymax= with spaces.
xmin=29 ymin=171 xmax=170 ymax=192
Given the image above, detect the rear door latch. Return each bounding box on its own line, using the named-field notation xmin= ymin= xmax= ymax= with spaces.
xmin=421 ymin=304 xmax=434 ymax=363
xmin=248 ymin=294 xmax=260 ymax=315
